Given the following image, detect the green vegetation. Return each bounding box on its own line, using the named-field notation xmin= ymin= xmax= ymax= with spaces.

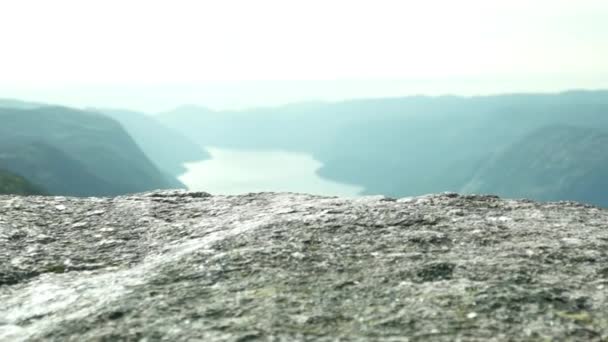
xmin=0 ymin=169 xmax=46 ymax=195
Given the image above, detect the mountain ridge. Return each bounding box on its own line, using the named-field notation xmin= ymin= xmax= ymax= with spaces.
xmin=156 ymin=90 xmax=608 ymax=204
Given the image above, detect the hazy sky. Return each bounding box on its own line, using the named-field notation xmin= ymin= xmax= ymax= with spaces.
xmin=0 ymin=0 xmax=607 ymax=111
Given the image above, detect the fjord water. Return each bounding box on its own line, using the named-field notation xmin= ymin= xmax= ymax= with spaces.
xmin=178 ymin=147 xmax=364 ymax=196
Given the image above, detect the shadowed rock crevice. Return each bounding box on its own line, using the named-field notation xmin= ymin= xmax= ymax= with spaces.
xmin=1 ymin=190 xmax=608 ymax=341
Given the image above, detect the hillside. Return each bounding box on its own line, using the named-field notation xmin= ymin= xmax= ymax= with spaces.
xmin=1 ymin=191 xmax=607 ymax=340
xmin=462 ymin=125 xmax=608 ymax=207
xmin=0 ymin=106 xmax=173 ymax=196
xmin=97 ymin=108 xmax=209 ymax=178
xmin=0 ymin=142 xmax=120 ymax=197
xmin=157 ymin=90 xmax=608 ymax=200
xmin=0 ymin=169 xmax=46 ymax=195
xmin=0 ymin=99 xmax=202 ymax=187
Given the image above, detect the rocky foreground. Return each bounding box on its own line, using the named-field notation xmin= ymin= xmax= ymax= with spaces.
xmin=1 ymin=191 xmax=607 ymax=341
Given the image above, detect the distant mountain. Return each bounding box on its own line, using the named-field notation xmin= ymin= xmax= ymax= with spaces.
xmin=316 ymin=92 xmax=608 ymax=197
xmin=96 ymin=108 xmax=209 ymax=178
xmin=157 ymin=90 xmax=608 ymax=204
xmin=0 ymin=106 xmax=174 ymax=196
xmin=157 ymin=102 xmax=335 ymax=152
xmin=461 ymin=125 xmax=608 ymax=207
xmin=0 ymin=98 xmax=47 ymax=110
xmin=157 ymin=90 xmax=608 ymax=152
xmin=4 ymin=91 xmax=608 ymax=204
xmin=0 ymin=169 xmax=46 ymax=196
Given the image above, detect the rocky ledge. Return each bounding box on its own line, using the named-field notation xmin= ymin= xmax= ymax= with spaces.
xmin=1 ymin=191 xmax=607 ymax=341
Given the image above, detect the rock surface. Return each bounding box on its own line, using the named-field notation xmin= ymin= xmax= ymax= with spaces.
xmin=1 ymin=190 xmax=607 ymax=341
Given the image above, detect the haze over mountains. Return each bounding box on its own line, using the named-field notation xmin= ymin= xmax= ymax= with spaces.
xmin=0 ymin=105 xmax=180 ymax=196
xmin=94 ymin=108 xmax=209 ymax=184
xmin=157 ymin=90 xmax=608 ymax=205
xmin=1 ymin=90 xmax=608 ymax=206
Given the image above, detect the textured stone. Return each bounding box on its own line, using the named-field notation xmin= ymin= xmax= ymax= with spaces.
xmin=1 ymin=190 xmax=607 ymax=341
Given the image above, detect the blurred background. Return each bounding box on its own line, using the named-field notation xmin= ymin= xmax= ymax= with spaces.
xmin=1 ymin=0 xmax=608 ymax=206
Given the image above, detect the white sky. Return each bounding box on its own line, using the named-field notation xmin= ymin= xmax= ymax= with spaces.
xmin=0 ymin=0 xmax=607 ymax=110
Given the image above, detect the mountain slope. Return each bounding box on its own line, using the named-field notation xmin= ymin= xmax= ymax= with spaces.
xmin=157 ymin=90 xmax=608 ymax=199
xmin=0 ymin=99 xmax=202 ymax=187
xmin=97 ymin=108 xmax=209 ymax=178
xmin=0 ymin=169 xmax=46 ymax=195
xmin=0 ymin=142 xmax=120 ymax=197
xmin=0 ymin=106 xmax=173 ymax=196
xmin=462 ymin=125 xmax=608 ymax=206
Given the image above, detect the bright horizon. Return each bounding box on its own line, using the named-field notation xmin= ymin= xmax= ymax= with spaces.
xmin=1 ymin=0 xmax=607 ymax=111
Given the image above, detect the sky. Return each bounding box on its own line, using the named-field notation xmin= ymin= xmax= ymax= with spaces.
xmin=0 ymin=0 xmax=607 ymax=111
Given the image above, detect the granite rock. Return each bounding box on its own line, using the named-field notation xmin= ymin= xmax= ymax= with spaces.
xmin=1 ymin=190 xmax=607 ymax=341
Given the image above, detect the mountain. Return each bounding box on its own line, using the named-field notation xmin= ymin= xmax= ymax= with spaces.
xmin=462 ymin=125 xmax=608 ymax=206
xmin=0 ymin=141 xmax=119 ymax=197
xmin=4 ymin=91 xmax=608 ymax=204
xmin=0 ymin=98 xmax=47 ymax=110
xmin=0 ymin=106 xmax=174 ymax=196
xmin=2 ymin=191 xmax=607 ymax=340
xmin=0 ymin=99 xmax=205 ymax=186
xmin=0 ymin=169 xmax=46 ymax=195
xmin=96 ymin=108 xmax=209 ymax=178
xmin=157 ymin=90 xmax=608 ymax=201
